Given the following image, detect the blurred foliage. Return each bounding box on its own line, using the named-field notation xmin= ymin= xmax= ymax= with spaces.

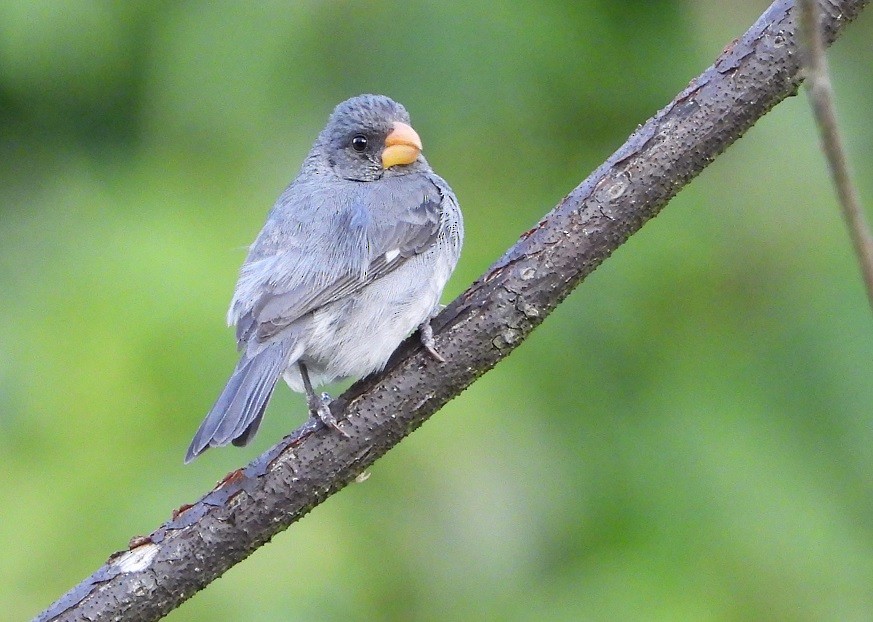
xmin=2 ymin=1 xmax=873 ymax=620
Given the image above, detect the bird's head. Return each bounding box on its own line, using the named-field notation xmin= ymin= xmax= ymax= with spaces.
xmin=310 ymin=94 xmax=426 ymax=182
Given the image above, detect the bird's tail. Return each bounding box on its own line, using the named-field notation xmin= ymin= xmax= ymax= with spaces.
xmin=185 ymin=341 xmax=290 ymax=463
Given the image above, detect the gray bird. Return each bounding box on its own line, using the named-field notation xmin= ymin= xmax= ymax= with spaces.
xmin=185 ymin=94 xmax=463 ymax=463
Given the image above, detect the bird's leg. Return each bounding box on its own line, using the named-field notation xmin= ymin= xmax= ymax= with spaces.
xmin=418 ymin=306 xmax=446 ymax=363
xmin=298 ymin=361 xmax=349 ymax=437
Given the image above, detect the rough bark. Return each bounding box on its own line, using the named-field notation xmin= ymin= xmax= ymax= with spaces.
xmin=34 ymin=1 xmax=870 ymax=620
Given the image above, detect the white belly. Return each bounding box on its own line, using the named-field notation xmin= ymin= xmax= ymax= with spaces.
xmin=282 ymin=246 xmax=452 ymax=392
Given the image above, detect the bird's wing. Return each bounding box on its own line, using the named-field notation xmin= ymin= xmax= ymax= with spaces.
xmin=231 ymin=174 xmax=445 ymax=344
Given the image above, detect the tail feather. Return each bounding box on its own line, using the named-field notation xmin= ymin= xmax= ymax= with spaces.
xmin=230 ymin=401 xmax=269 ymax=447
xmin=185 ymin=342 xmax=289 ymax=463
xmin=213 ymin=359 xmax=279 ymax=445
xmin=228 ymin=355 xmax=284 ymax=447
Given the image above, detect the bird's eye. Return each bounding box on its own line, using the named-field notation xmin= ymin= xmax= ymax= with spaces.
xmin=351 ymin=135 xmax=368 ymax=152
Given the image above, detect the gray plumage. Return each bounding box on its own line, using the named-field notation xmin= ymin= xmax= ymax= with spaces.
xmin=185 ymin=94 xmax=463 ymax=462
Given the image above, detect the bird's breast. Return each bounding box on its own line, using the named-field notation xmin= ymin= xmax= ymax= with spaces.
xmin=289 ymin=244 xmax=455 ymax=388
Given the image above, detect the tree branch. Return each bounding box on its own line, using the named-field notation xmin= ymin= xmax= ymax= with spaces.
xmin=34 ymin=1 xmax=870 ymax=620
xmin=797 ymin=0 xmax=873 ymax=309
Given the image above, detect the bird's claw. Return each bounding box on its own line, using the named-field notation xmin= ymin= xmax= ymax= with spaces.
xmin=308 ymin=391 xmax=349 ymax=437
xmin=418 ymin=320 xmax=446 ymax=363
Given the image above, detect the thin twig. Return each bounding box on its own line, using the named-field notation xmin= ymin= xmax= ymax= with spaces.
xmin=798 ymin=0 xmax=873 ymax=310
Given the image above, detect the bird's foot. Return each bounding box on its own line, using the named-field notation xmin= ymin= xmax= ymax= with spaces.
xmin=307 ymin=391 xmax=349 ymax=437
xmin=418 ymin=319 xmax=446 ymax=363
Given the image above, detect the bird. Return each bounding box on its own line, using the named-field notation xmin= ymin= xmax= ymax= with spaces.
xmin=185 ymin=94 xmax=464 ymax=463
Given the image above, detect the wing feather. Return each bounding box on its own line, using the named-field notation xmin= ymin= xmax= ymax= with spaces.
xmin=229 ymin=173 xmax=445 ymax=344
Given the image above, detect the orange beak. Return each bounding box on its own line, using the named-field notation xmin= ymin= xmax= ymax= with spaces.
xmin=381 ymin=121 xmax=422 ymax=169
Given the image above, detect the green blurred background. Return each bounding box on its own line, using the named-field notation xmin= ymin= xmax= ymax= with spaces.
xmin=3 ymin=1 xmax=873 ymax=620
